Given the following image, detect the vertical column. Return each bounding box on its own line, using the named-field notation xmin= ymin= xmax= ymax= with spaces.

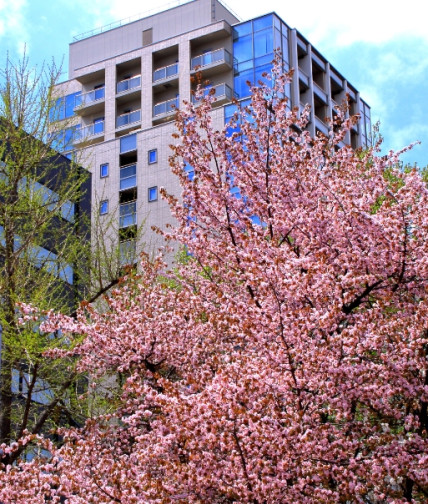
xmin=104 ymin=62 xmax=116 ymax=141
xmin=141 ymin=51 xmax=153 ymax=129
xmin=179 ymin=38 xmax=191 ymax=108
xmin=289 ymin=30 xmax=300 ymax=111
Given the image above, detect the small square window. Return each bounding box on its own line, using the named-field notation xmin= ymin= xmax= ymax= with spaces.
xmin=148 ymin=186 xmax=158 ymax=202
xmin=100 ymin=200 xmax=109 ymax=215
xmin=100 ymin=163 xmax=109 ymax=178
xmin=148 ymin=149 xmax=157 ymax=164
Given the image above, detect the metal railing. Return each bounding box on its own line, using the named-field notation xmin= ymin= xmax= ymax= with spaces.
xmin=191 ymin=48 xmax=232 ymax=70
xmin=153 ymin=96 xmax=178 ymax=117
xmin=74 ymin=121 xmax=104 ymax=142
xmin=74 ymin=87 xmax=105 ymax=109
xmin=153 ymin=63 xmax=178 ymax=82
xmin=116 ymin=109 xmax=141 ymax=128
xmin=117 ymin=75 xmax=141 ymax=93
xmin=191 ymin=83 xmax=234 ymax=104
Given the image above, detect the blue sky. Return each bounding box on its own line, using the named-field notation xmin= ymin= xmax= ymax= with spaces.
xmin=0 ymin=0 xmax=426 ymax=167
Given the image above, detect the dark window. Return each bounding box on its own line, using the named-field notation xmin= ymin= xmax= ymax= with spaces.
xmin=142 ymin=28 xmax=153 ymax=46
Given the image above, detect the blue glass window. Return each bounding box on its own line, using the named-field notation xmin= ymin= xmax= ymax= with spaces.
xmin=233 ymin=21 xmax=252 ymax=39
xmin=120 ymin=133 xmax=137 ymax=153
xmin=253 ymin=14 xmax=273 ymax=32
xmin=100 ymin=163 xmax=109 ymax=178
xmin=148 ymin=186 xmax=158 ymax=202
xmin=50 ymin=92 xmax=80 ymax=122
xmin=93 ymin=117 xmax=104 ymax=135
xmin=148 ymin=149 xmax=157 ymax=164
xmin=254 ymin=28 xmax=273 ymax=58
xmin=234 ymin=68 xmax=254 ymax=99
xmin=100 ymin=200 xmax=108 ymax=215
xmin=184 ymin=162 xmax=194 ymax=181
xmin=120 ymin=164 xmax=137 ymax=190
xmin=234 ymin=34 xmax=253 ymax=63
xmin=119 ymin=201 xmax=136 ymax=228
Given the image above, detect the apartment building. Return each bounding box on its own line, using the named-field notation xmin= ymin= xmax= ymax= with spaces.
xmin=54 ymin=0 xmax=371 ymax=260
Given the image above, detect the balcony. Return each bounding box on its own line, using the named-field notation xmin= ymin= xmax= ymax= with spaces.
xmin=116 ymin=75 xmax=141 ymax=95
xmin=153 ymin=96 xmax=178 ymax=123
xmin=74 ymin=87 xmax=105 ymax=115
xmin=313 ymin=82 xmax=328 ymax=105
xmin=116 ymin=110 xmax=141 ymax=130
xmin=73 ymin=121 xmax=104 ymax=145
xmin=153 ymin=63 xmax=179 ymax=88
xmin=191 ymin=83 xmax=235 ymax=107
xmin=298 ymin=68 xmax=310 ymax=89
xmin=315 ymin=116 xmax=329 ymax=136
xmin=191 ymin=48 xmax=233 ymax=77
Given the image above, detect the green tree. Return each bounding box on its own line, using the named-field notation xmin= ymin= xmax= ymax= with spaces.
xmin=0 ymin=53 xmax=125 ymax=464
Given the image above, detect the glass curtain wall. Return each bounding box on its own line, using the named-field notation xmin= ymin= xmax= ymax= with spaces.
xmin=232 ymin=14 xmax=291 ymax=101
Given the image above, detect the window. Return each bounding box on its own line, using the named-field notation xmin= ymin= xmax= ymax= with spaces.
xmin=120 ymin=164 xmax=137 ymax=191
xmin=148 ymin=149 xmax=157 ymax=164
xmin=184 ymin=162 xmax=194 ymax=181
xmin=148 ymin=186 xmax=158 ymax=202
xmin=119 ymin=201 xmax=136 ymax=228
xmin=93 ymin=117 xmax=104 ymax=135
xmin=100 ymin=163 xmax=109 ymax=178
xmin=100 ymin=200 xmax=109 ymax=215
xmin=120 ymin=133 xmax=137 ymax=153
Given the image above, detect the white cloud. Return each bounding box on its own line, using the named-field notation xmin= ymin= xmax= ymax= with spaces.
xmin=0 ymin=0 xmax=29 ymax=55
xmin=225 ymin=0 xmax=428 ymax=47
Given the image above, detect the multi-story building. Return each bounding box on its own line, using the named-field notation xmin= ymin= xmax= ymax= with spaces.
xmin=54 ymin=0 xmax=371 ymax=259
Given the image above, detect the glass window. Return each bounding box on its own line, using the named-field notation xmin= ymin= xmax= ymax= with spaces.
xmin=233 ymin=21 xmax=252 ymax=39
xmin=148 ymin=186 xmax=158 ymax=202
xmin=120 ymin=164 xmax=137 ymax=191
xmin=100 ymin=163 xmax=109 ymax=178
xmin=119 ymin=240 xmax=136 ymax=266
xmin=148 ymin=149 xmax=157 ymax=164
xmin=253 ymin=14 xmax=273 ymax=32
xmin=93 ymin=117 xmax=104 ymax=135
xmin=184 ymin=163 xmax=194 ymax=181
xmin=100 ymin=200 xmax=108 ymax=215
xmin=65 ymin=93 xmax=77 ymax=118
xmin=119 ymin=201 xmax=136 ymax=228
xmin=234 ymin=68 xmax=254 ymax=99
xmin=255 ymin=63 xmax=273 ymax=87
xmin=254 ymin=28 xmax=273 ymax=58
xmin=120 ymin=133 xmax=137 ymax=153
xmin=234 ymin=34 xmax=253 ymax=63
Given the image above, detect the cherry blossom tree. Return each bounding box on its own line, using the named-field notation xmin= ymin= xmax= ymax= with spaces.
xmin=1 ymin=66 xmax=427 ymax=503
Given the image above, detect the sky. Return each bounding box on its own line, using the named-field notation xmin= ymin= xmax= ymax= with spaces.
xmin=0 ymin=0 xmax=427 ymax=167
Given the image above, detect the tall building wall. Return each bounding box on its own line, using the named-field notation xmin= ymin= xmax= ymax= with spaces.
xmin=54 ymin=0 xmax=371 ymax=262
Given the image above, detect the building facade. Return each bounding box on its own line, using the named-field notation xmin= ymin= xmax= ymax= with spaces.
xmin=54 ymin=0 xmax=371 ymax=259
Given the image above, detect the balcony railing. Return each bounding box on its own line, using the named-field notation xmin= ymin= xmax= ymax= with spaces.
xmin=74 ymin=121 xmax=104 ymax=143
xmin=191 ymin=48 xmax=232 ymax=70
xmin=116 ymin=75 xmax=141 ymax=94
xmin=74 ymin=87 xmax=105 ymax=109
xmin=153 ymin=63 xmax=178 ymax=83
xmin=191 ymin=83 xmax=234 ymax=104
xmin=116 ymin=109 xmax=141 ymax=128
xmin=153 ymin=96 xmax=178 ymax=118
